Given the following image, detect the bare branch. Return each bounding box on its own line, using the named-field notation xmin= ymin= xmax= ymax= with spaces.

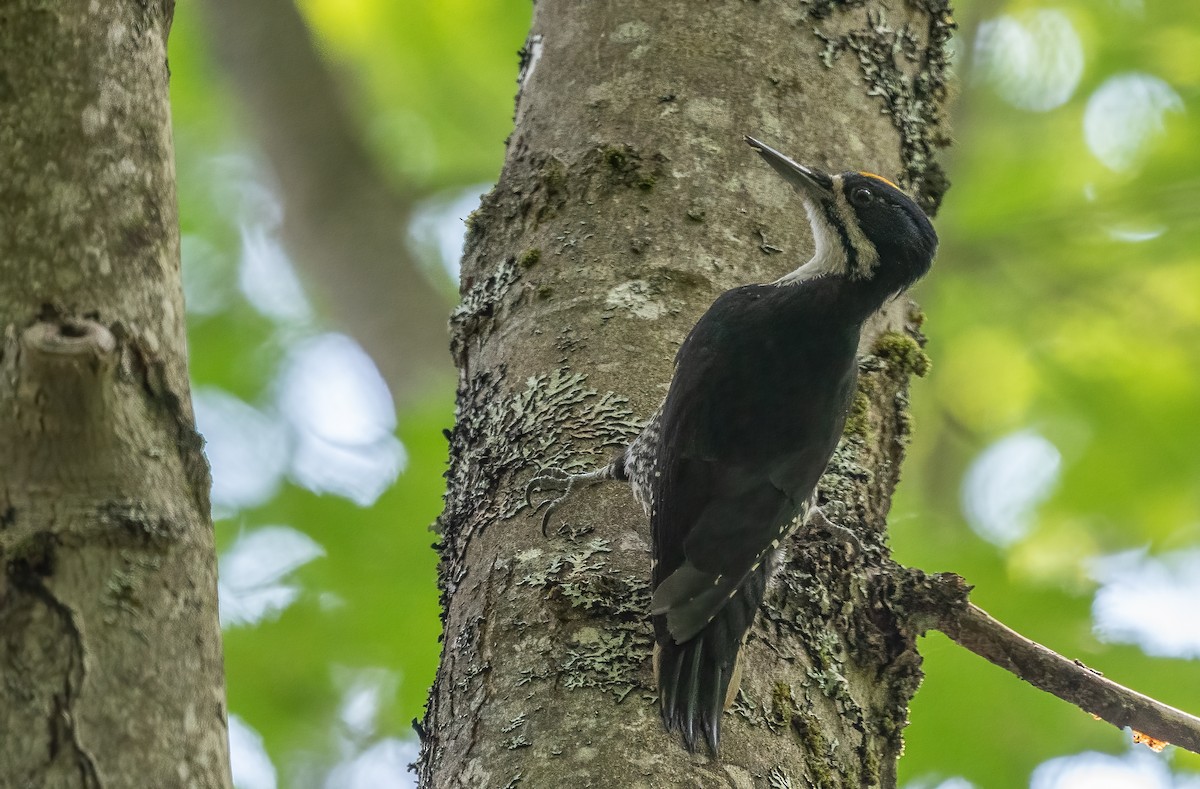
xmin=198 ymin=0 xmax=454 ymax=407
xmin=934 ymin=590 xmax=1200 ymax=755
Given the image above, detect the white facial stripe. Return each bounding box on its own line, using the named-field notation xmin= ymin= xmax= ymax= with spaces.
xmin=832 ymin=179 xmax=880 ymax=279
xmin=775 ymin=174 xmax=850 ymax=285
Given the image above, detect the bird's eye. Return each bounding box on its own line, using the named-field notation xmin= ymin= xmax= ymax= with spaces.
xmin=851 ymin=187 xmax=872 ymax=207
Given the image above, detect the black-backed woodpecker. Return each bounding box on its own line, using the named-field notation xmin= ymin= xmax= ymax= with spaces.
xmin=529 ymin=136 xmax=939 ymax=754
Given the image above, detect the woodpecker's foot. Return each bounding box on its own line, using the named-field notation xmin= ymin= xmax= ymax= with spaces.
xmin=525 ymin=466 xmax=612 ymax=536
xmin=806 ymin=507 xmax=865 ymax=557
xmin=525 ymin=468 xmax=571 ymax=532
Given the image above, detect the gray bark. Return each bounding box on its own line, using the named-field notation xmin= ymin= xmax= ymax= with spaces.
xmin=0 ymin=2 xmax=232 ymax=787
xmin=420 ymin=0 xmax=953 ymax=787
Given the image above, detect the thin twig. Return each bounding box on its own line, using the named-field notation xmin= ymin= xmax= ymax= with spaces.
xmin=937 ymin=600 xmax=1200 ymax=755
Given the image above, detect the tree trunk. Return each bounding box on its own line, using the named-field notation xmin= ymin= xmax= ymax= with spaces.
xmin=0 ymin=2 xmax=232 ymax=787
xmin=420 ymin=0 xmax=953 ymax=786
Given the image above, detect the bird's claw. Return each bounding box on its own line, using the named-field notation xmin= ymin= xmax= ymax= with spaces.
xmin=525 ymin=464 xmax=614 ymax=537
xmin=806 ymin=506 xmax=865 ymax=556
xmin=525 ymin=469 xmax=574 ymax=536
xmin=525 ymin=468 xmax=569 ymax=507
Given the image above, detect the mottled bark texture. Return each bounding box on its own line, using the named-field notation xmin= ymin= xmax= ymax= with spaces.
xmin=421 ymin=1 xmax=953 ymax=786
xmin=0 ymin=3 xmax=232 ymax=787
xmin=197 ymin=0 xmax=454 ymax=408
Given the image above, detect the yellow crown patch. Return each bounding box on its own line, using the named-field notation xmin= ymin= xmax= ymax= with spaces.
xmin=858 ymin=171 xmax=899 ymax=190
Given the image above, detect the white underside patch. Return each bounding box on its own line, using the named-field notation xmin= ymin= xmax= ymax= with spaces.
xmin=773 ymin=195 xmax=847 ymax=285
xmin=774 ymin=174 xmax=879 ymax=285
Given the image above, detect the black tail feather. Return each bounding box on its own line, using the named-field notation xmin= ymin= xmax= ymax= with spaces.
xmin=654 ymin=565 xmax=769 ymax=753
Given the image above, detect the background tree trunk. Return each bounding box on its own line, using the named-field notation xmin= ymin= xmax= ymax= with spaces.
xmin=420 ymin=0 xmax=953 ymax=786
xmin=196 ymin=0 xmax=456 ymax=408
xmin=0 ymin=2 xmax=232 ymax=786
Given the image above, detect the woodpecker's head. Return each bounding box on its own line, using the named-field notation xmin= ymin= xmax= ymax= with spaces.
xmin=746 ymin=136 xmax=937 ymax=296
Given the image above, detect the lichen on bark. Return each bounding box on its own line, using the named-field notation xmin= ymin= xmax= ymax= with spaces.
xmin=811 ymin=1 xmax=955 ymax=211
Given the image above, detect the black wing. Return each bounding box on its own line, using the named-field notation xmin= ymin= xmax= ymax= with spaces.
xmin=650 ymin=282 xmax=855 ymax=639
xmin=649 ymin=280 xmax=858 ymax=752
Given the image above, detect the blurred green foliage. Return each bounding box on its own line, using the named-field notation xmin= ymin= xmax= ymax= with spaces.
xmin=166 ymin=0 xmax=1200 ymax=785
xmin=895 ymin=1 xmax=1200 ymax=785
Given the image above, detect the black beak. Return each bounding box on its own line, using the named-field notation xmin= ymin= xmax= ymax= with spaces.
xmin=745 ymin=136 xmax=833 ymax=198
